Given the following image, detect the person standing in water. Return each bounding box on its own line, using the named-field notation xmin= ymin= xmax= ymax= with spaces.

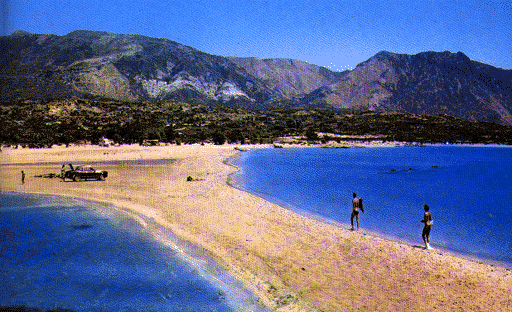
xmin=351 ymin=192 xmax=363 ymax=230
xmin=421 ymin=204 xmax=433 ymax=249
xmin=21 ymin=170 xmax=26 ymax=184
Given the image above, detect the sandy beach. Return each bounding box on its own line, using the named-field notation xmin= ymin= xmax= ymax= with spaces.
xmin=1 ymin=144 xmax=511 ymax=311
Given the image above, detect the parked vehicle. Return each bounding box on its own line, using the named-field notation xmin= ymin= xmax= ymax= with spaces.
xmin=141 ymin=139 xmax=161 ymax=146
xmin=63 ymin=164 xmax=108 ymax=181
xmin=99 ymin=137 xmax=114 ymax=147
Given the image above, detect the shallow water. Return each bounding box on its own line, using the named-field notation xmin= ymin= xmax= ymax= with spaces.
xmin=0 ymin=192 xmax=268 ymax=312
xmin=232 ymin=145 xmax=512 ymax=268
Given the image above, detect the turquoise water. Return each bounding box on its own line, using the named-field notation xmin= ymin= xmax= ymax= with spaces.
xmin=0 ymin=193 xmax=268 ymax=312
xmin=232 ymin=145 xmax=512 ymax=268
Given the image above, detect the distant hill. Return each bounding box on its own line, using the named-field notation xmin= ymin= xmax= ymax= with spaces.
xmin=229 ymin=57 xmax=345 ymax=99
xmin=0 ymin=30 xmax=275 ymax=105
xmin=1 ymin=30 xmax=511 ymax=123
xmin=305 ymin=51 xmax=512 ymax=124
xmin=0 ymin=30 xmax=340 ymax=107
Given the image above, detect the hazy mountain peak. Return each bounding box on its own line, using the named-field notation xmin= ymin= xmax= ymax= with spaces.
xmin=10 ymin=30 xmax=35 ymax=36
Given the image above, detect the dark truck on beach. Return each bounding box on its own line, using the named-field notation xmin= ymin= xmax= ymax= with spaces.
xmin=63 ymin=164 xmax=108 ymax=181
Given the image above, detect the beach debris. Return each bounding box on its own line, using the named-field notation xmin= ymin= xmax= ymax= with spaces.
xmin=35 ymin=173 xmax=60 ymax=178
xmin=186 ymin=175 xmax=205 ymax=182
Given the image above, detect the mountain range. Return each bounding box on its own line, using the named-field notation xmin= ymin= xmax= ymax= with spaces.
xmin=1 ymin=30 xmax=511 ymax=124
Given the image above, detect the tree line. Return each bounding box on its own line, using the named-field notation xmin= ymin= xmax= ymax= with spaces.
xmin=2 ymin=99 xmax=512 ymax=148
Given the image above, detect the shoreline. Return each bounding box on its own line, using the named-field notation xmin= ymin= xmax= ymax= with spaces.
xmin=231 ymin=144 xmax=512 ymax=270
xmin=227 ymin=156 xmax=512 ymax=271
xmin=227 ymin=180 xmax=512 ymax=271
xmin=1 ymin=144 xmax=512 ymax=311
xmin=0 ymin=191 xmax=267 ymax=312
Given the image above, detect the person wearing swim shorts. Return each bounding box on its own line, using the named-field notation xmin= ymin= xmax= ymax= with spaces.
xmin=421 ymin=204 xmax=433 ymax=249
xmin=351 ymin=192 xmax=363 ymax=230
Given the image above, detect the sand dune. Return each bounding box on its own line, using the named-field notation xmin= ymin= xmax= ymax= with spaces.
xmin=1 ymin=144 xmax=511 ymax=311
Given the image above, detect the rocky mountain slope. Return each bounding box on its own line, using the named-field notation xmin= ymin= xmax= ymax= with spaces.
xmin=0 ymin=30 xmax=342 ymax=107
xmin=1 ymin=30 xmax=511 ymax=123
xmin=229 ymin=57 xmax=345 ymax=98
xmin=306 ymin=51 xmax=512 ymax=123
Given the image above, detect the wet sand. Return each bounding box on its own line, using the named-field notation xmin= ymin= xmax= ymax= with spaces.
xmin=1 ymin=144 xmax=511 ymax=311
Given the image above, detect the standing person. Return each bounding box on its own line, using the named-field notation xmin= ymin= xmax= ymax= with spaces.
xmin=351 ymin=192 xmax=364 ymax=230
xmin=21 ymin=170 xmax=26 ymax=184
xmin=421 ymin=204 xmax=433 ymax=249
xmin=60 ymin=164 xmax=66 ymax=179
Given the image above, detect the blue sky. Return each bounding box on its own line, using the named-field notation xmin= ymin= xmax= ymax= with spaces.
xmin=2 ymin=0 xmax=511 ymax=70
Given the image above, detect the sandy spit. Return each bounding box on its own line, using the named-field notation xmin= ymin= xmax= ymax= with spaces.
xmin=1 ymin=144 xmax=511 ymax=311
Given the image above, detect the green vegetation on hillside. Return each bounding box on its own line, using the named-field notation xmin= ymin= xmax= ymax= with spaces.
xmin=2 ymin=99 xmax=512 ymax=148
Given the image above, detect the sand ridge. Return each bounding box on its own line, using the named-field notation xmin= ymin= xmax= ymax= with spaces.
xmin=1 ymin=144 xmax=511 ymax=311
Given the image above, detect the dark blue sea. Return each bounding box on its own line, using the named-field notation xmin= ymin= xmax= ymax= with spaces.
xmin=231 ymin=145 xmax=512 ymax=268
xmin=0 ymin=193 xmax=268 ymax=312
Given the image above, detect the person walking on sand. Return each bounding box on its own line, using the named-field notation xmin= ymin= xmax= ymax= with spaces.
xmin=351 ymin=192 xmax=364 ymax=230
xmin=421 ymin=204 xmax=433 ymax=249
xmin=21 ymin=170 xmax=26 ymax=184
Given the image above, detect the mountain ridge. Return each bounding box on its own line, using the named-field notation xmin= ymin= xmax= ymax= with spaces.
xmin=305 ymin=50 xmax=512 ymax=123
xmin=1 ymin=30 xmax=511 ymax=124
